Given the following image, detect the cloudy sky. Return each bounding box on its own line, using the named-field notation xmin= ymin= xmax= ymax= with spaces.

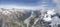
xmin=0 ymin=0 xmax=56 ymax=9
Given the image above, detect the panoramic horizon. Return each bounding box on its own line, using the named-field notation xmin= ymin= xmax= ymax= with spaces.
xmin=0 ymin=0 xmax=60 ymax=27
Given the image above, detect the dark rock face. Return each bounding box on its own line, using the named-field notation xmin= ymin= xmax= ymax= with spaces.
xmin=56 ymin=13 xmax=60 ymax=18
xmin=58 ymin=24 xmax=60 ymax=27
xmin=18 ymin=10 xmax=32 ymax=21
xmin=0 ymin=19 xmax=2 ymax=27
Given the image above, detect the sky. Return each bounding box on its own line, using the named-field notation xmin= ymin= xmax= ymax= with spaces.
xmin=0 ymin=0 xmax=56 ymax=9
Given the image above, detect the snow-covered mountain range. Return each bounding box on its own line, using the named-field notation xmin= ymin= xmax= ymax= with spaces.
xmin=0 ymin=8 xmax=60 ymax=27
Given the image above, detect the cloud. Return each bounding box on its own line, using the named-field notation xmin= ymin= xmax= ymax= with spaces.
xmin=0 ymin=5 xmax=46 ymax=10
xmin=53 ymin=0 xmax=60 ymax=14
